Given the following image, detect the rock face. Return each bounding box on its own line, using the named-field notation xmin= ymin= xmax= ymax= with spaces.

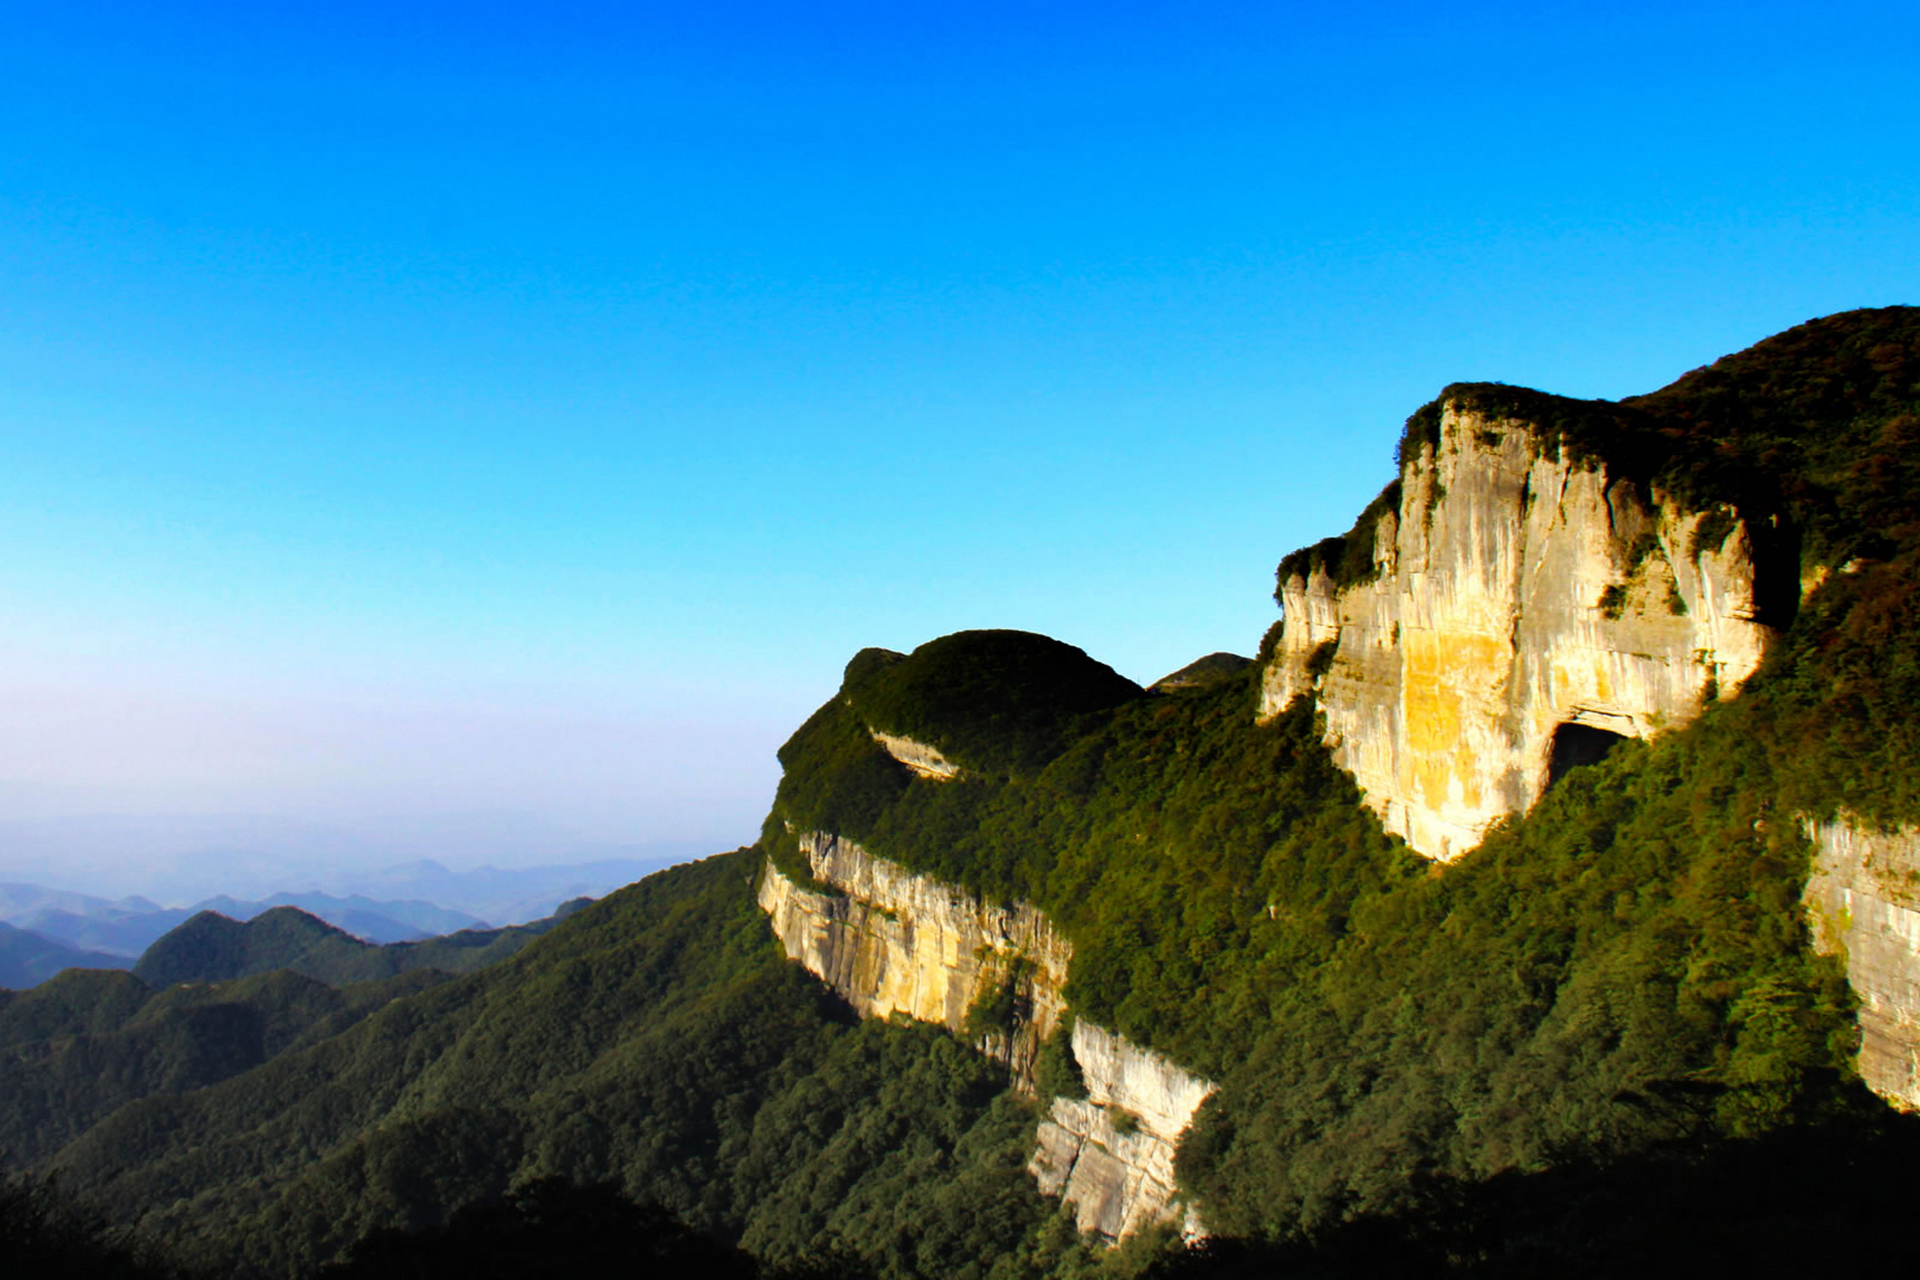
xmin=1803 ymin=815 xmax=1920 ymax=1109
xmin=869 ymin=730 xmax=961 ymax=780
xmin=1028 ymin=1020 xmax=1215 ymax=1240
xmin=758 ymin=835 xmax=1213 ymax=1238
xmin=1260 ymin=400 xmax=1774 ymax=861
xmin=758 ymin=831 xmax=1070 ymax=1081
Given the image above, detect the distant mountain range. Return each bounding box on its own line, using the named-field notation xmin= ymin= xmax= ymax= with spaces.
xmin=0 ymin=884 xmax=487 ymax=956
xmin=0 ymin=852 xmax=673 ymax=989
xmin=0 ymin=888 xmax=591 ymax=991
xmin=0 ymin=812 xmax=713 ymax=908
xmin=0 ymin=919 xmax=134 ymax=988
xmin=0 ymin=850 xmax=698 ymax=966
xmin=315 ymin=855 xmax=695 ymax=925
xmin=132 ymin=898 xmax=590 ymax=988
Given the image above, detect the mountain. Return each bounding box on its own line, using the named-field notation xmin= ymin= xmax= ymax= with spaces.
xmin=190 ymin=892 xmax=487 ymax=941
xmin=1147 ymin=652 xmax=1252 ymax=692
xmin=132 ymin=902 xmax=585 ymax=988
xmin=0 ymin=966 xmax=451 ymax=1166
xmin=0 ymin=815 xmax=705 ymax=910
xmin=12 ymin=308 xmax=1920 ymax=1276
xmin=259 ymin=891 xmax=487 ymax=936
xmin=0 ymin=883 xmax=159 ymax=921
xmin=0 ymin=887 xmax=583 ymax=991
xmin=13 ymin=892 xmax=492 ymax=959
xmin=751 ymin=307 xmax=1920 ymax=1240
xmin=0 ymin=920 xmax=133 ymax=989
xmin=15 ymin=905 xmax=198 ymax=958
xmin=26 ymin=852 xmax=1083 ymax=1275
xmin=319 ymin=852 xmax=704 ymax=924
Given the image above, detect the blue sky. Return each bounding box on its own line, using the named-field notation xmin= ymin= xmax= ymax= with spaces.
xmin=2 ymin=2 xmax=1916 ymax=885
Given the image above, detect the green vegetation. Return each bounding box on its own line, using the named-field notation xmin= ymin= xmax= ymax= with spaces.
xmin=1149 ymin=653 xmax=1252 ymax=692
xmin=0 ymin=1170 xmax=182 ymax=1279
xmin=318 ymin=1177 xmax=765 ymax=1279
xmin=0 ymin=967 xmax=451 ymax=1167
xmin=965 ymin=959 xmax=1033 ymax=1040
xmin=1033 ymin=1025 xmax=1086 ymax=1103
xmin=1397 ymin=399 xmax=1445 ymax=467
xmin=766 ymin=308 xmax=1920 ymax=1249
xmin=133 ymin=904 xmax=571 ymax=989
xmin=34 ymin=853 xmax=1103 ymax=1279
xmin=12 ymin=308 xmax=1920 ymax=1276
xmin=769 ymin=669 xmax=1413 ymax=1068
xmin=844 ymin=631 xmax=1143 ymax=777
xmin=770 ymin=655 xmax=1866 ymax=1240
xmin=1151 ymin=1116 xmax=1920 ymax=1277
xmin=1274 ymin=480 xmax=1401 ymax=595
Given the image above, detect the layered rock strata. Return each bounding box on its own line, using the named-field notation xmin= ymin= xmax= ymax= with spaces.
xmin=1260 ymin=400 xmax=1774 ymax=861
xmin=759 ymin=830 xmax=1070 ymax=1079
xmin=1803 ymin=815 xmax=1920 ymax=1109
xmin=757 ymin=834 xmax=1213 ymax=1238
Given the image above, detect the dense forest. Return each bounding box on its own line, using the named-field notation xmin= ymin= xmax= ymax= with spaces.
xmin=5 ymin=308 xmax=1919 ymax=1276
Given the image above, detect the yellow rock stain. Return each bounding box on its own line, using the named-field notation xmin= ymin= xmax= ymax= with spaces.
xmin=1401 ymin=628 xmax=1509 ymax=814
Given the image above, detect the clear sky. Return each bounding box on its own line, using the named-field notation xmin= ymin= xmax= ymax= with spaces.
xmin=2 ymin=2 xmax=1916 ymax=887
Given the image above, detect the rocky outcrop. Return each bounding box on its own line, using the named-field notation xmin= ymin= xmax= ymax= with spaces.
xmin=758 ymin=831 xmax=1070 ymax=1080
xmin=758 ymin=835 xmax=1213 ymax=1238
xmin=1028 ymin=1020 xmax=1215 ymax=1240
xmin=869 ymin=730 xmax=961 ymax=780
xmin=1260 ymin=400 xmax=1774 ymax=861
xmin=1803 ymin=815 xmax=1920 ymax=1109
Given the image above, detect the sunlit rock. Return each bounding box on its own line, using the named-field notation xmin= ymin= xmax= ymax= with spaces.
xmin=758 ymin=835 xmax=1212 ymax=1240
xmin=1260 ymin=400 xmax=1775 ymax=861
xmin=1804 ymin=814 xmax=1920 ymax=1109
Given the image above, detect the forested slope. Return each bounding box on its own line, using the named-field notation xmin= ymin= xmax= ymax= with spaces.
xmin=41 ymin=852 xmax=1104 ymax=1278
xmin=760 ymin=307 xmax=1920 ymax=1238
xmin=0 ymin=968 xmax=451 ymax=1166
xmin=133 ymin=902 xmax=581 ymax=988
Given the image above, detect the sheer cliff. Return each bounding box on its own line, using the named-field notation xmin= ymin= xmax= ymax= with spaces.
xmin=752 ymin=308 xmax=1920 ymax=1254
xmin=1244 ymin=308 xmax=1920 ymax=1109
xmin=759 ymin=832 xmax=1214 ymax=1240
xmin=16 ymin=309 xmax=1920 ymax=1277
xmin=1259 ymin=397 xmax=1776 ymax=860
xmin=1804 ymin=817 xmax=1920 ymax=1108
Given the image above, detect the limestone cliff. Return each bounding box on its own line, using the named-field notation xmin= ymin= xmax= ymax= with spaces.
xmin=869 ymin=730 xmax=962 ymax=780
xmin=1803 ymin=815 xmax=1920 ymax=1109
xmin=1260 ymin=397 xmax=1775 ymax=861
xmin=758 ymin=831 xmax=1070 ymax=1080
xmin=1028 ymin=1020 xmax=1215 ymax=1240
xmin=758 ymin=835 xmax=1214 ymax=1239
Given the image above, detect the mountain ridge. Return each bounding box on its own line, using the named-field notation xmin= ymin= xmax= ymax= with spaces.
xmin=132 ymin=901 xmax=587 ymax=988
xmin=8 ymin=307 xmax=1919 ymax=1276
